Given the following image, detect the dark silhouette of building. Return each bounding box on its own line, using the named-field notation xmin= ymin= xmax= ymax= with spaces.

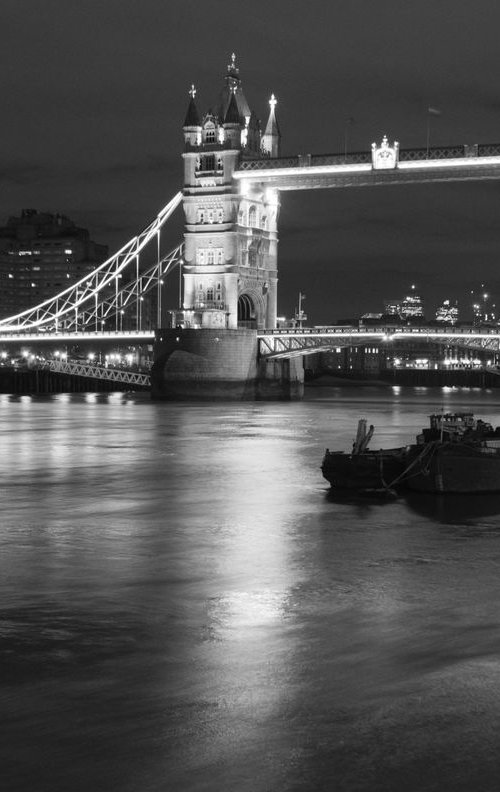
xmin=0 ymin=209 xmax=108 ymax=319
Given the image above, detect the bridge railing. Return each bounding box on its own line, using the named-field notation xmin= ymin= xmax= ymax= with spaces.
xmin=259 ymin=325 xmax=500 ymax=337
xmin=238 ymin=143 xmax=500 ymax=172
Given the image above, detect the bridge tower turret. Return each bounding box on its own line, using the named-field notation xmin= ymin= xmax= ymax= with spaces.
xmin=180 ymin=54 xmax=280 ymax=330
xmin=261 ymin=94 xmax=281 ymax=158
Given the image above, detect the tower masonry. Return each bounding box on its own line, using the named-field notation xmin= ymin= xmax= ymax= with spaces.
xmin=181 ymin=54 xmax=281 ymax=330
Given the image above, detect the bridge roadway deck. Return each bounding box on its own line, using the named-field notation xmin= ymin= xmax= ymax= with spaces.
xmin=257 ymin=326 xmax=500 ymax=358
xmin=1 ymin=325 xmax=499 ymax=360
xmin=0 ymin=330 xmax=155 ymax=345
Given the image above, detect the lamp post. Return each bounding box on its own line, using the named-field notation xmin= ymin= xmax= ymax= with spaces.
xmin=295 ymin=292 xmax=307 ymax=329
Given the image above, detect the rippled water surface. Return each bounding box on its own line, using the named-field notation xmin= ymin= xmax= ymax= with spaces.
xmin=3 ymin=385 xmax=500 ymax=791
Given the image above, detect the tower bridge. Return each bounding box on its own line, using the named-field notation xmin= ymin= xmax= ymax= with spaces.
xmin=4 ymin=54 xmax=500 ymax=397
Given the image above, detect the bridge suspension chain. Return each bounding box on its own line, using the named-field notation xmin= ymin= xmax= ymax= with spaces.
xmin=0 ymin=191 xmax=183 ymax=333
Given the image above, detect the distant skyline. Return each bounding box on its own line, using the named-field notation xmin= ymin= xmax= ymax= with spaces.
xmin=4 ymin=0 xmax=500 ymax=323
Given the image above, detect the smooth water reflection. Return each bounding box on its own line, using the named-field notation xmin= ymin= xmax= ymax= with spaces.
xmin=2 ymin=387 xmax=500 ymax=791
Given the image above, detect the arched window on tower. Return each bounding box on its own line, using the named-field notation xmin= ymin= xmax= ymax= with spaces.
xmin=207 ymin=250 xmax=215 ymax=265
xmin=217 ymin=249 xmax=223 ymax=264
xmin=199 ymin=155 xmax=216 ymax=172
xmin=248 ymin=205 xmax=257 ymax=228
xmin=207 ymin=286 xmax=214 ymax=301
xmin=203 ymin=120 xmax=216 ymax=144
xmin=217 ymin=208 xmax=224 ymax=223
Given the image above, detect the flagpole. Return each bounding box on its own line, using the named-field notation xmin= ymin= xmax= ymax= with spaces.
xmin=426 ymin=107 xmax=441 ymax=158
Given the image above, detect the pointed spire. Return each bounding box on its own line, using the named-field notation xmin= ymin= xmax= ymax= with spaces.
xmin=219 ymin=53 xmax=251 ymax=123
xmin=183 ymin=84 xmax=201 ymax=127
xmin=261 ymin=93 xmax=281 ymax=157
xmin=223 ymin=89 xmax=241 ymax=126
xmin=227 ymin=52 xmax=239 ymax=77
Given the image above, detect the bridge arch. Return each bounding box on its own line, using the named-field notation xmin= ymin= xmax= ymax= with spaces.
xmin=237 ymin=294 xmax=256 ymax=327
xmin=237 ymin=291 xmax=267 ymax=329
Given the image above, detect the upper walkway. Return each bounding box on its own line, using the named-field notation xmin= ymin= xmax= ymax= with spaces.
xmin=234 ymin=142 xmax=500 ymax=191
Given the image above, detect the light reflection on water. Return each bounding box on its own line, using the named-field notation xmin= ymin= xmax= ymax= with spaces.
xmin=2 ymin=387 xmax=500 ymax=791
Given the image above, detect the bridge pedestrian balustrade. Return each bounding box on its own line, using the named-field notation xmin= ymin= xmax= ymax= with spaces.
xmin=235 ymin=143 xmax=500 ymax=190
xmin=239 ymin=144 xmax=500 ymax=169
xmin=257 ymin=326 xmax=500 ymax=359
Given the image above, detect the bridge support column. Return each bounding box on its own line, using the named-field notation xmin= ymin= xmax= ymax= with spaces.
xmin=255 ymin=355 xmax=304 ymax=400
xmin=151 ymin=328 xmax=304 ymax=400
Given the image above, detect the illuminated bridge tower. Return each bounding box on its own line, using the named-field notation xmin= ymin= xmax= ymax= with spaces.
xmin=181 ymin=54 xmax=281 ymax=330
xmin=152 ymin=55 xmax=302 ymax=400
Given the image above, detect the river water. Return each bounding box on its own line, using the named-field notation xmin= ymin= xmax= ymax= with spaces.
xmin=2 ymin=384 xmax=500 ymax=792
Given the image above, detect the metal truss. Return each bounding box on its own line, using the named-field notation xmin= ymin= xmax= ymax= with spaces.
xmin=76 ymin=242 xmax=184 ymax=332
xmin=258 ymin=327 xmax=500 ymax=359
xmin=0 ymin=191 xmax=183 ymax=333
xmin=46 ymin=359 xmax=150 ymax=387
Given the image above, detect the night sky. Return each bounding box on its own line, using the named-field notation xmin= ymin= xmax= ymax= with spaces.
xmin=4 ymin=0 xmax=500 ymax=324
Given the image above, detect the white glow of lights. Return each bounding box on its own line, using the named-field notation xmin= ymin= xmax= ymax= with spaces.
xmin=399 ymin=156 xmax=500 ymax=170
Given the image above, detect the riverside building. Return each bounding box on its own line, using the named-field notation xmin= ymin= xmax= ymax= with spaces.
xmin=0 ymin=209 xmax=108 ymax=320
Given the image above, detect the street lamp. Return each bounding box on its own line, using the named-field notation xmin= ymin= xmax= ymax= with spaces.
xmin=295 ymin=292 xmax=307 ymax=329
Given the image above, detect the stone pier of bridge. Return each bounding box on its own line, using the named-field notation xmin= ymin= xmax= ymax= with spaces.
xmin=151 ymin=328 xmax=304 ymax=401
